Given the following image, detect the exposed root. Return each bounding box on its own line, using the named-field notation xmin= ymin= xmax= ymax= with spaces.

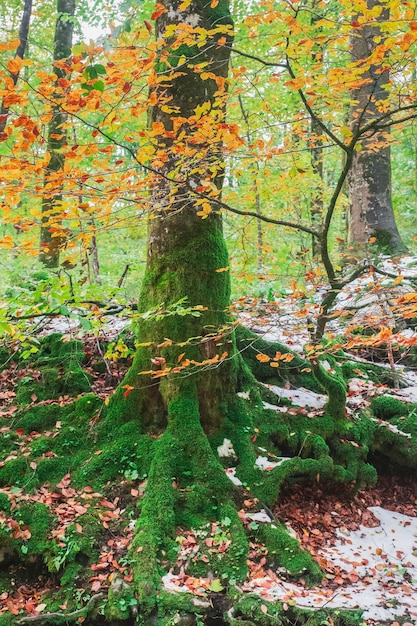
xmin=16 ymin=594 xmax=105 ymax=625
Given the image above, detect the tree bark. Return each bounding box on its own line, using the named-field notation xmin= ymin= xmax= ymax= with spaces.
xmin=348 ymin=0 xmax=407 ymax=256
xmin=39 ymin=0 xmax=75 ymax=268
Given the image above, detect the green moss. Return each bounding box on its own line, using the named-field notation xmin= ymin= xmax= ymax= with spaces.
xmin=0 ymin=492 xmax=11 ymax=513
xmin=236 ymin=325 xmax=320 ymax=391
xmin=60 ymin=561 xmax=83 ymax=586
xmin=231 ymin=593 xmax=364 ymax=626
xmin=313 ymin=362 xmax=347 ymax=420
xmin=15 ymin=402 xmax=73 ymax=432
xmin=105 ymin=576 xmax=137 ymax=622
xmin=16 ymin=334 xmax=91 ymax=405
xmin=371 ymin=395 xmax=415 ymax=420
xmin=15 ymin=502 xmax=53 ymax=555
xmin=0 ymin=457 xmax=30 ymax=487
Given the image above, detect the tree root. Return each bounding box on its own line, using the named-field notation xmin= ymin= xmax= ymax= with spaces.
xmin=16 ymin=594 xmax=105 ymax=625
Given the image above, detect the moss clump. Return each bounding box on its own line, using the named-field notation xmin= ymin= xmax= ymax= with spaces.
xmin=105 ymin=576 xmax=137 ymax=622
xmin=15 ymin=502 xmax=53 ymax=556
xmin=371 ymin=395 xmax=416 ymax=420
xmin=16 ymin=333 xmax=91 ymax=405
xmin=257 ymin=522 xmax=322 ymax=583
xmin=0 ymin=457 xmax=30 ymax=487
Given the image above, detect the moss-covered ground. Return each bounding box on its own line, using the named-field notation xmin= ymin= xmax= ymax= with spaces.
xmin=0 ymin=329 xmax=417 ymax=625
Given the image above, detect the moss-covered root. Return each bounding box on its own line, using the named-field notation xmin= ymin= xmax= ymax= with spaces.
xmin=128 ymin=389 xmax=248 ymax=615
xmin=229 ymin=593 xmax=364 ymax=626
xmin=129 ymin=425 xmax=178 ymax=613
xmin=311 ymin=360 xmax=347 ymax=420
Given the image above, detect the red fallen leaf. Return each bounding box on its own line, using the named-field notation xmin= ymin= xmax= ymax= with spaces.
xmin=73 ymin=505 xmax=88 ymax=515
xmin=6 ymin=600 xmax=19 ymax=615
xmin=131 ymin=489 xmax=139 ymax=497
xmin=91 ymin=580 xmax=101 ymax=592
xmin=24 ymin=600 xmax=36 ymax=613
xmin=347 ymin=570 xmax=359 ymax=583
xmin=260 ymin=605 xmax=268 ymax=614
xmin=91 ymin=562 xmax=109 ymax=571
xmin=75 ymin=523 xmax=83 ymax=533
xmin=200 ymin=555 xmax=209 ymax=563
xmin=100 ymin=500 xmax=115 ymax=509
xmin=15 ymin=428 xmax=25 ymax=438
xmin=205 ymin=538 xmax=213 ymax=548
xmin=144 ymin=20 xmax=152 ymax=32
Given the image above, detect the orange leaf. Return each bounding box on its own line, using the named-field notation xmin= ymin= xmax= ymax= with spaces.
xmin=7 ymin=56 xmax=23 ymax=75
xmin=256 ymin=353 xmax=270 ymax=363
xmin=122 ymin=385 xmax=134 ymax=398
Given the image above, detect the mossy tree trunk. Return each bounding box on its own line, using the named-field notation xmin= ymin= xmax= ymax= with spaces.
xmin=348 ymin=0 xmax=407 ymax=256
xmin=101 ymin=1 xmax=365 ymax=619
xmin=39 ymin=0 xmax=75 ymax=268
xmin=105 ymin=0 xmax=254 ymax=611
xmin=109 ymin=0 xmax=237 ymax=433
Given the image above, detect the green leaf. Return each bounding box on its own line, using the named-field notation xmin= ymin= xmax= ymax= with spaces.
xmin=207 ymin=579 xmax=224 ymax=592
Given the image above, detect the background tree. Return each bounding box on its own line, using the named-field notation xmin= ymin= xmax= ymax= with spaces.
xmin=348 ymin=0 xmax=407 ymax=256
xmin=39 ymin=0 xmax=76 ymax=267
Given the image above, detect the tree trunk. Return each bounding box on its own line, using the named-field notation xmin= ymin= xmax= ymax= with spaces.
xmin=101 ymin=1 xmax=365 ymax=616
xmin=39 ymin=0 xmax=75 ymax=268
xmin=348 ymin=0 xmax=407 ymax=256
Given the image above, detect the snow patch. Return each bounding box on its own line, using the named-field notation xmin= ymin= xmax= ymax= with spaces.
xmin=243 ymin=506 xmax=417 ymax=623
xmin=224 ymin=467 xmax=242 ymax=486
xmin=217 ymin=438 xmax=237 ymax=459
xmin=255 ymin=455 xmax=291 ymax=471
xmin=266 ymin=385 xmax=327 ymax=410
xmin=247 ymin=510 xmax=272 ymax=523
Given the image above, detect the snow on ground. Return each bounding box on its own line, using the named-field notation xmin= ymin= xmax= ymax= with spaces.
xmin=162 ymin=504 xmax=417 ymax=623
xmin=242 ymin=506 xmax=417 ymax=624
xmin=264 ymin=385 xmax=327 ymax=410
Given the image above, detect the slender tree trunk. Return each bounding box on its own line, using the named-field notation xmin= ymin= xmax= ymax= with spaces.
xmin=0 ymin=0 xmax=32 ymax=138
xmin=348 ymin=0 xmax=407 ymax=256
xmin=39 ymin=0 xmax=75 ymax=268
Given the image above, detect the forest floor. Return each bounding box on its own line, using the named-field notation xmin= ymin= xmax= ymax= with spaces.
xmin=1 ymin=260 xmax=417 ymax=625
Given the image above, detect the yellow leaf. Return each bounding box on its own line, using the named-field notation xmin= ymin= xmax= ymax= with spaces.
xmin=195 ymin=101 xmax=211 ymax=119
xmin=215 ymin=266 xmax=229 ymax=273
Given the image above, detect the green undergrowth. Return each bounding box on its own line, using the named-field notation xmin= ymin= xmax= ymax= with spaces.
xmin=1 ymin=330 xmax=417 ymax=624
xmin=15 ymin=333 xmax=92 ymax=405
